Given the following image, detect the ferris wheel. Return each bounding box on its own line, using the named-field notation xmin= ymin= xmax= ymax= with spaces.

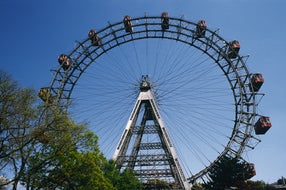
xmin=39 ymin=13 xmax=271 ymax=188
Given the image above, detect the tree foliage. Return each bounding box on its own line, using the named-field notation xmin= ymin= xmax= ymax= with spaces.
xmin=0 ymin=70 xmax=142 ymax=189
xmin=0 ymin=70 xmax=39 ymax=189
xmin=277 ymin=176 xmax=286 ymax=185
xmin=102 ymin=160 xmax=142 ymax=190
xmin=21 ymin=111 xmax=115 ymax=189
xmin=203 ymin=155 xmax=255 ymax=190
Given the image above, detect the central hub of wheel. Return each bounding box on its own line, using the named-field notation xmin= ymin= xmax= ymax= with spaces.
xmin=139 ymin=75 xmax=151 ymax=91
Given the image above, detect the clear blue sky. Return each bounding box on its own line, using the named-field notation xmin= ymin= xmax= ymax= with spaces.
xmin=1 ymin=0 xmax=285 ymax=184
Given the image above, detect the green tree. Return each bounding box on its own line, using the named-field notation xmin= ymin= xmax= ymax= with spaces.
xmin=22 ymin=112 xmax=115 ymax=189
xmin=203 ymin=155 xmax=255 ymax=190
xmin=117 ymin=168 xmax=142 ymax=190
xmin=277 ymin=176 xmax=286 ymax=185
xmin=0 ymin=70 xmax=39 ymax=189
xmin=102 ymin=160 xmax=142 ymax=190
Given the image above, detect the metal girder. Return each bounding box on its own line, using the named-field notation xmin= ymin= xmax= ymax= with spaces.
xmin=113 ymin=76 xmax=190 ymax=189
xmin=133 ymin=124 xmax=159 ymax=134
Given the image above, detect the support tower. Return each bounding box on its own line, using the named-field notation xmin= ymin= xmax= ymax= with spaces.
xmin=113 ymin=76 xmax=190 ymax=189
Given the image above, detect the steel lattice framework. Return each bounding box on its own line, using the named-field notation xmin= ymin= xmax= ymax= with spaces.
xmin=47 ymin=15 xmax=263 ymax=185
xmin=112 ymin=76 xmax=190 ymax=189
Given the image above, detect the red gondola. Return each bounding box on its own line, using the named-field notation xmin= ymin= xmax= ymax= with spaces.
xmin=250 ymin=73 xmax=264 ymax=92
xmin=58 ymin=54 xmax=71 ymax=71
xmin=196 ymin=20 xmax=206 ymax=38
xmin=227 ymin=40 xmax=240 ymax=59
xmin=161 ymin=12 xmax=169 ymax=31
xmin=88 ymin=29 xmax=101 ymax=46
xmin=123 ymin=16 xmax=133 ymax=33
xmin=254 ymin=116 xmax=272 ymax=135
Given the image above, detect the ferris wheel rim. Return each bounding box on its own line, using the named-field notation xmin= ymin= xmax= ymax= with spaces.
xmin=48 ymin=15 xmax=259 ymax=183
